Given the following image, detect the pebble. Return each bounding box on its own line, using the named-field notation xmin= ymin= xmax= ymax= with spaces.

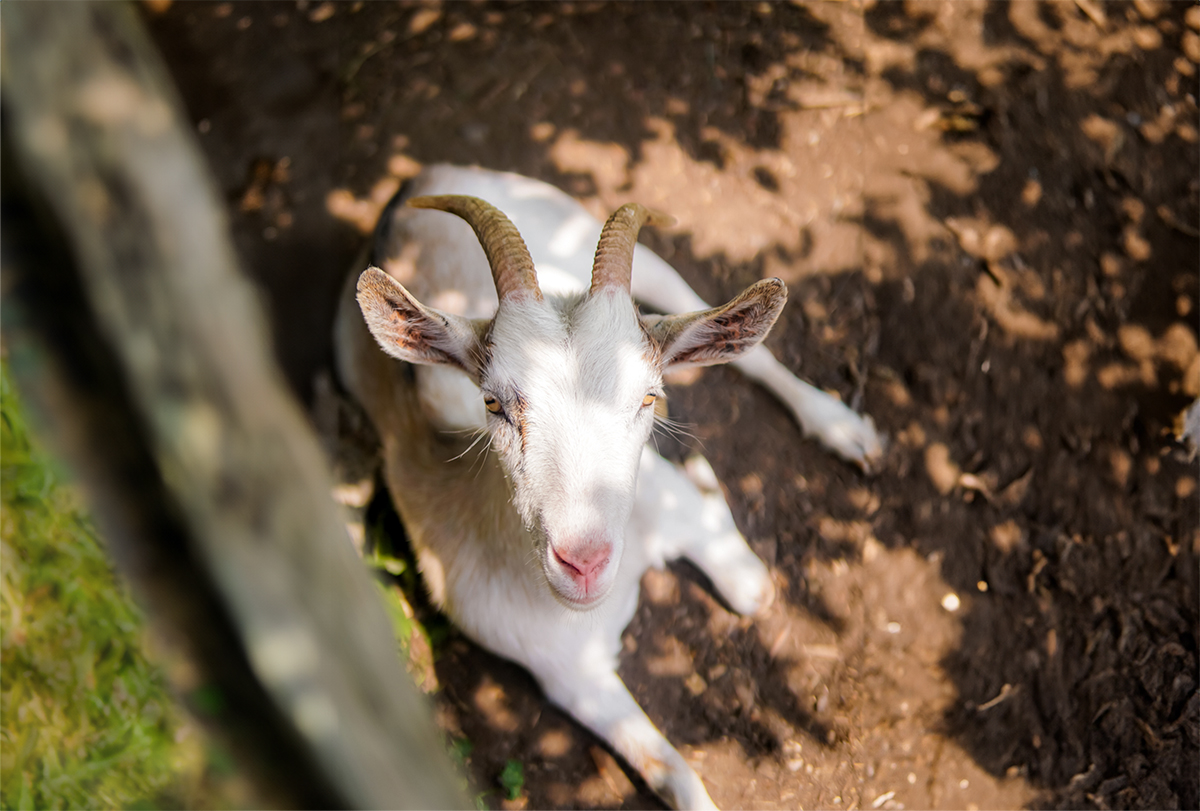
xmin=872 ymin=790 xmax=896 ymax=808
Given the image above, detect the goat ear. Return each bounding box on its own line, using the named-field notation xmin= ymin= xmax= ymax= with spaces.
xmin=645 ymin=278 xmax=787 ymax=368
xmin=356 ymin=267 xmax=488 ymax=380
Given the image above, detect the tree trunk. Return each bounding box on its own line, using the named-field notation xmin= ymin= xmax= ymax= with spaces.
xmin=0 ymin=3 xmax=466 ymax=808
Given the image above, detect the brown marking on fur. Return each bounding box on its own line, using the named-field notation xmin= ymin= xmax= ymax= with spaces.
xmin=509 ymin=389 xmax=529 ymax=455
xmin=387 ymin=309 xmax=460 ymax=368
xmin=638 ymin=317 xmax=665 ymax=368
xmin=477 ymin=321 xmax=498 ymax=374
xmin=627 ymin=750 xmax=669 ymax=788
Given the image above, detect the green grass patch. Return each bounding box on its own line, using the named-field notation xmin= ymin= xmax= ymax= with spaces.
xmin=498 ymin=758 xmax=525 ymax=801
xmin=0 ymin=364 xmax=239 ymax=809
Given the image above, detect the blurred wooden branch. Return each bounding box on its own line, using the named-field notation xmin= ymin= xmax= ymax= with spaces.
xmin=0 ymin=3 xmax=466 ymax=808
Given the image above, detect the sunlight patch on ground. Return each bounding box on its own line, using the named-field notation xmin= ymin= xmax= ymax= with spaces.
xmin=546 ymin=112 xmax=870 ymax=278
xmin=698 ymin=539 xmax=1034 ymax=811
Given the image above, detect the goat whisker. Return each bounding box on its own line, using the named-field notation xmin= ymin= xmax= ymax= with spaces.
xmin=653 ymin=414 xmax=700 ymax=446
xmin=448 ymin=428 xmax=491 ymax=464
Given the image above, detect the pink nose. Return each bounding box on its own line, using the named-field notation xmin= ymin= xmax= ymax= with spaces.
xmin=551 ymin=543 xmax=611 ymax=589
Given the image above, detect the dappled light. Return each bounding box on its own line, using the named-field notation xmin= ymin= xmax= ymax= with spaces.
xmin=136 ymin=1 xmax=1200 ymax=809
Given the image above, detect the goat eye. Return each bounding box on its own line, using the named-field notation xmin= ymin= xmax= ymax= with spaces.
xmin=484 ymin=396 xmax=504 ymax=415
xmin=641 ymin=393 xmax=657 ymax=408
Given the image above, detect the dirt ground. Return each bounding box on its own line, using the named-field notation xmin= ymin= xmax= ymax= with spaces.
xmin=144 ymin=2 xmax=1198 ymax=809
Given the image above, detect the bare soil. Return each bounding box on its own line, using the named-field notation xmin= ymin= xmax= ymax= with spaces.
xmin=145 ymin=2 xmax=1198 ymax=809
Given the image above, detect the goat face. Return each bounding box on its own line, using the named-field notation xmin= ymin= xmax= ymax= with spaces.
xmin=356 ymin=196 xmax=787 ymax=610
xmin=481 ymin=289 xmax=660 ymax=608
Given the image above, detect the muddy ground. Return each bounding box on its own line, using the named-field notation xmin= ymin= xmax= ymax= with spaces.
xmin=145 ymin=2 xmax=1198 ymax=809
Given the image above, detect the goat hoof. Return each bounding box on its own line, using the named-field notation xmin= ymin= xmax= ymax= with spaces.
xmin=751 ymin=574 xmax=776 ymax=618
xmin=817 ymin=412 xmax=886 ymax=473
xmin=719 ymin=561 xmax=775 ymax=617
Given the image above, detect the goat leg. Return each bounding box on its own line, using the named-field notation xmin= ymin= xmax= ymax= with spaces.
xmin=633 ymin=449 xmax=775 ymax=616
xmin=631 ymin=251 xmax=884 ymax=471
xmin=538 ymin=663 xmax=718 ymax=810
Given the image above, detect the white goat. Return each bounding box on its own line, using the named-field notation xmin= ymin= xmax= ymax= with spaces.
xmin=334 ymin=164 xmax=882 ymax=809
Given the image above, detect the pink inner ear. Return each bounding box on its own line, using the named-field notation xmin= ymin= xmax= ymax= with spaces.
xmin=358 ymin=272 xmax=487 ymax=377
xmin=669 ymin=333 xmax=743 ymax=367
xmin=387 ymin=311 xmax=426 ymax=352
xmin=383 ymin=308 xmax=465 ymax=369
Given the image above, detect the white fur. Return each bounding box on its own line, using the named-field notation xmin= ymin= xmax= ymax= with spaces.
xmin=337 ymin=165 xmax=880 ymax=809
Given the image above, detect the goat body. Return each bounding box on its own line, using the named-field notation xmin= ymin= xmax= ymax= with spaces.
xmin=335 ymin=164 xmax=882 ymax=809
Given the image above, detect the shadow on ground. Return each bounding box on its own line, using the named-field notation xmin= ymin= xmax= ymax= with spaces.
xmin=146 ymin=2 xmax=1197 ymax=808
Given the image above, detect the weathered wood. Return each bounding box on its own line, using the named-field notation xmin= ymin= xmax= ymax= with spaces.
xmin=0 ymin=3 xmax=467 ymax=808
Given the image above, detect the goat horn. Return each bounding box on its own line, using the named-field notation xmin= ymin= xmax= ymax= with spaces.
xmin=590 ymin=203 xmax=675 ymax=295
xmin=408 ymin=195 xmax=542 ymax=302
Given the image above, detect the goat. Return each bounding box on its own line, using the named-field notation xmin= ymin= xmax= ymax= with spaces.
xmin=334 ymin=164 xmax=883 ymax=809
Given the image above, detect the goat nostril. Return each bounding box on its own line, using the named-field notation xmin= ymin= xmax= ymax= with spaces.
xmin=552 ymin=546 xmax=583 ymax=577
xmin=551 ymin=544 xmax=610 ymax=581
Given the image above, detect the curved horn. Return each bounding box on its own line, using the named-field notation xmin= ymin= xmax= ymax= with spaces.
xmin=590 ymin=203 xmax=675 ymax=295
xmin=408 ymin=195 xmax=542 ymax=302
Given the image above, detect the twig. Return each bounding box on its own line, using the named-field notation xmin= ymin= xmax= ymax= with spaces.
xmin=977 ymin=682 xmax=1018 ymax=711
xmin=1073 ymin=0 xmax=1107 ymax=28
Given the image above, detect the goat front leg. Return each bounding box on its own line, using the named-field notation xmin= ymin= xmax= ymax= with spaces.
xmin=537 ymin=655 xmax=718 ymax=810
xmin=733 ymin=345 xmax=883 ymax=471
xmin=635 ymin=449 xmax=774 ymax=617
